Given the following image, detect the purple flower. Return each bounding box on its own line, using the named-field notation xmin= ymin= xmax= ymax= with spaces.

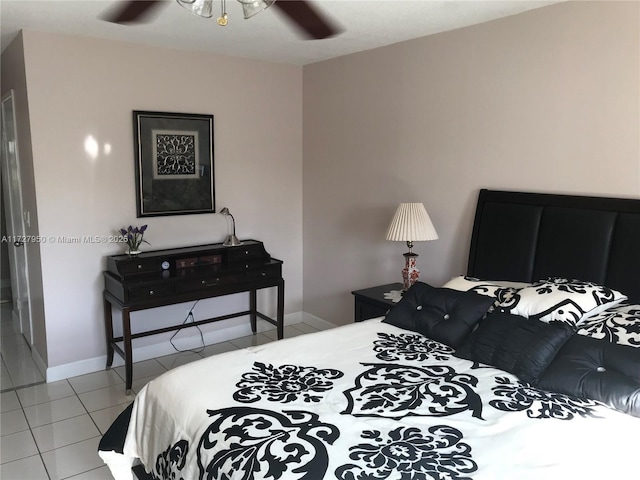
xmin=118 ymin=225 xmax=150 ymax=253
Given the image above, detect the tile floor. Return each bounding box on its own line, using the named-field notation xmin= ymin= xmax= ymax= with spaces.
xmin=1 ymin=303 xmax=46 ymax=391
xmin=0 ymin=320 xmax=333 ymax=479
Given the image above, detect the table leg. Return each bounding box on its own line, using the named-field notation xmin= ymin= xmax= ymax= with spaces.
xmin=277 ymin=279 xmax=284 ymax=340
xmin=123 ymin=307 xmax=133 ymax=394
xmin=249 ymin=289 xmax=257 ymax=334
xmin=103 ymin=295 xmax=114 ymax=369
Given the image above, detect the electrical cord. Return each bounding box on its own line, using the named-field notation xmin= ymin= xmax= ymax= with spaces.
xmin=169 ymin=299 xmax=206 ymax=354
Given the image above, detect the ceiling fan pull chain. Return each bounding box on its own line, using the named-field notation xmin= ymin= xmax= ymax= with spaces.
xmin=217 ymin=0 xmax=228 ymax=26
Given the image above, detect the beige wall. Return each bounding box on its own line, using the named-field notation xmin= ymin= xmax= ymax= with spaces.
xmin=303 ymin=1 xmax=640 ymax=325
xmin=5 ymin=31 xmax=303 ymax=374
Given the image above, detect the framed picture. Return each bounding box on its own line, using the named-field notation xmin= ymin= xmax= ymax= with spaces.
xmin=133 ymin=111 xmax=215 ymax=217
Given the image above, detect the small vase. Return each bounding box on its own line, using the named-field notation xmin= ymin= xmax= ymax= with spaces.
xmin=127 ymin=248 xmax=141 ymax=256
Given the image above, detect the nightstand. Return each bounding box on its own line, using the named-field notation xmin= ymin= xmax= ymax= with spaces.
xmin=351 ymin=283 xmax=404 ymax=322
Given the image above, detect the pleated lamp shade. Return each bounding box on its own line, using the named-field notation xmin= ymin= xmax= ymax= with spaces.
xmin=386 ymin=203 xmax=439 ymax=242
xmin=386 ymin=203 xmax=438 ymax=290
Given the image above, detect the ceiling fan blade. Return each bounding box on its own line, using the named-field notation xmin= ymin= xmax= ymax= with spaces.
xmin=102 ymin=1 xmax=165 ymax=24
xmin=273 ymin=1 xmax=340 ymax=40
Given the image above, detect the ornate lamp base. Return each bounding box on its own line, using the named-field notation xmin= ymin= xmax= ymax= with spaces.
xmin=402 ymin=252 xmax=420 ymax=290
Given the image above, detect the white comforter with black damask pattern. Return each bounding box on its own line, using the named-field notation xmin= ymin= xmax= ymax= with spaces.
xmin=101 ymin=319 xmax=640 ymax=480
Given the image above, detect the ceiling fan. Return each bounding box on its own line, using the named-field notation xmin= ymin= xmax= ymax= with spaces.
xmin=102 ymin=0 xmax=340 ymax=40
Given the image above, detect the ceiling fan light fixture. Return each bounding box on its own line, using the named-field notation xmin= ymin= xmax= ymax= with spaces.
xmin=177 ymin=0 xmax=215 ymax=18
xmin=237 ymin=0 xmax=276 ymax=19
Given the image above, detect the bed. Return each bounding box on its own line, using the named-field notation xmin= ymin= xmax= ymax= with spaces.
xmin=99 ymin=189 xmax=640 ymax=480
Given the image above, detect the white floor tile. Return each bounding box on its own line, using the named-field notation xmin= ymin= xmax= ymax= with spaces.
xmin=23 ymin=395 xmax=87 ymax=428
xmin=1 ymin=346 xmax=34 ymax=366
xmin=113 ymin=359 xmax=166 ymax=383
xmin=4 ymin=360 xmax=45 ymax=386
xmin=77 ymin=384 xmax=135 ymax=413
xmin=131 ymin=374 xmax=163 ymax=394
xmin=0 ymin=430 xmax=39 ymax=464
xmin=282 ymin=325 xmax=306 ymax=338
xmin=299 ymin=317 xmax=337 ymax=331
xmin=31 ymin=414 xmax=100 ymax=452
xmin=156 ymin=351 xmax=203 ymax=370
xmin=41 ymin=436 xmax=103 ymax=480
xmin=17 ymin=380 xmax=76 ymax=407
xmin=1 ymin=360 xmax=14 ymax=390
xmin=0 ymin=334 xmax=29 ymax=356
xmin=200 ymin=341 xmax=239 ymax=357
xmin=89 ymin=403 xmax=130 ymax=435
xmin=0 ymin=390 xmax=20 ymax=412
xmin=265 ymin=325 xmax=304 ymax=340
xmin=0 ymin=454 xmax=49 ymax=480
xmin=262 ymin=329 xmax=279 ymax=340
xmin=0 ymin=407 xmax=29 ymax=436
xmin=230 ymin=333 xmax=273 ymax=349
xmin=65 ymin=465 xmax=114 ymax=479
xmin=291 ymin=322 xmax=321 ymax=334
xmin=68 ymin=370 xmax=124 ymax=395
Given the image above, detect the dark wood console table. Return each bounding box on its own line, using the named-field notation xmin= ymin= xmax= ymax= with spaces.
xmin=103 ymin=240 xmax=284 ymax=392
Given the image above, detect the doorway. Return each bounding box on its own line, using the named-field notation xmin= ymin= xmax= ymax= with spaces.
xmin=1 ymin=90 xmax=43 ymax=391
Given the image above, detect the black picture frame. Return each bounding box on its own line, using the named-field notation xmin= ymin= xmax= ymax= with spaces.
xmin=133 ymin=111 xmax=215 ymax=217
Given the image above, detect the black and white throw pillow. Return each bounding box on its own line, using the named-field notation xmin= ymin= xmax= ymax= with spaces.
xmin=577 ymin=303 xmax=640 ymax=348
xmin=441 ymin=276 xmax=527 ymax=314
xmin=503 ymin=277 xmax=627 ymax=328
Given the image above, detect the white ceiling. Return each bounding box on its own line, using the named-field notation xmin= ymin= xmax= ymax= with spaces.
xmin=1 ymin=0 xmax=561 ymax=65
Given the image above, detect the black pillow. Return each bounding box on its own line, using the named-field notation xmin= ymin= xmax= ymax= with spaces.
xmin=382 ymin=282 xmax=494 ymax=348
xmin=454 ymin=312 xmax=573 ymax=385
xmin=538 ymin=335 xmax=640 ymax=417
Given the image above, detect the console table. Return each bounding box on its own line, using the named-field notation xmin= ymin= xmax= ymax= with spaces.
xmin=103 ymin=240 xmax=284 ymax=392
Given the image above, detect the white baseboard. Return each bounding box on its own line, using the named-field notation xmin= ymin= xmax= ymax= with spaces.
xmin=46 ymin=311 xmax=334 ymax=383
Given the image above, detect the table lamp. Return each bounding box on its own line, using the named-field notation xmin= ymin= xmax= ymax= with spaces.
xmin=220 ymin=207 xmax=242 ymax=246
xmin=386 ymin=202 xmax=438 ymax=290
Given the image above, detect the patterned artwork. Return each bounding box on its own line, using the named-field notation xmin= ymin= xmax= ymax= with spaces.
xmin=152 ymin=130 xmax=199 ymax=178
xmin=490 ymin=376 xmax=599 ymax=420
xmin=335 ymin=426 xmax=477 ymax=480
xmin=134 ymin=111 xmax=214 ymax=216
xmin=373 ymin=332 xmax=454 ymax=362
xmin=234 ymin=362 xmax=344 ymax=404
xmin=196 ymin=407 xmax=339 ymax=480
xmin=343 ymin=363 xmax=483 ymax=419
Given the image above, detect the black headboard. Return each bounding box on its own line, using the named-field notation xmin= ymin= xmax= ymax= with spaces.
xmin=467 ymin=189 xmax=640 ymax=304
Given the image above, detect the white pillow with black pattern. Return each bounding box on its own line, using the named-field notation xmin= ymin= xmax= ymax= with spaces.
xmin=442 ymin=276 xmax=528 ymax=313
xmin=577 ymin=303 xmax=640 ymax=348
xmin=506 ymin=277 xmax=627 ymax=328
